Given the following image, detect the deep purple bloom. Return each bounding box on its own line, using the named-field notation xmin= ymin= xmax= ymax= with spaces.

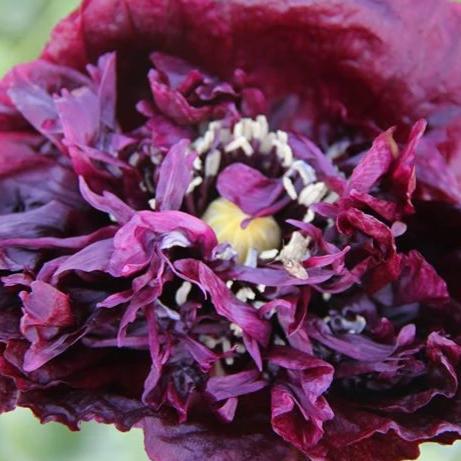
xmin=1 ymin=0 xmax=461 ymax=460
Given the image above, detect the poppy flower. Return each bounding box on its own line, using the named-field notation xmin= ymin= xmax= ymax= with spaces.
xmin=1 ymin=0 xmax=461 ymax=460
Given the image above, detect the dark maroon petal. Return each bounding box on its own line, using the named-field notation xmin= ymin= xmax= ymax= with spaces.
xmin=346 ymin=129 xmax=395 ymax=195
xmin=1 ymin=1 xmax=461 ymax=459
xmin=43 ymin=0 xmax=461 ymax=131
xmin=19 ymin=281 xmax=78 ymax=372
xmin=416 ymin=134 xmax=461 ymax=203
xmin=389 ymin=120 xmax=426 ymax=215
xmin=18 ymin=388 xmax=151 ymax=431
xmin=269 ymin=347 xmax=334 ymax=454
xmin=395 ymin=251 xmax=449 ymax=305
xmin=148 ymin=69 xmax=211 ymax=125
xmin=0 ymin=371 xmax=18 ymax=413
xmin=0 ymin=135 xmax=83 ymax=214
xmin=142 ymin=416 xmax=299 ymax=461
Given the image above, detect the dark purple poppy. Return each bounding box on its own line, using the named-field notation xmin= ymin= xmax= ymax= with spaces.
xmin=1 ymin=1 xmax=461 ymax=460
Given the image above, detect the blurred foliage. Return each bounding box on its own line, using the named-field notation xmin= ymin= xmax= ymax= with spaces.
xmin=0 ymin=0 xmax=79 ymax=76
xmin=1 ymin=0 xmax=461 ymax=460
xmin=0 ymin=408 xmax=148 ymax=461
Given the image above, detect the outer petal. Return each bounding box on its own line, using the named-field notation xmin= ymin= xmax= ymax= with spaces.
xmin=142 ymin=415 xmax=301 ymax=461
xmin=42 ymin=0 xmax=461 ymax=132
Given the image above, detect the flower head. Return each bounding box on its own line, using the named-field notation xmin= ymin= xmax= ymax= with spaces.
xmin=1 ymin=1 xmax=461 ymax=460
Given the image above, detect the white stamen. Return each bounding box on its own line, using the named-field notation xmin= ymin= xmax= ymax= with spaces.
xmin=323 ymin=191 xmax=339 ymax=204
xmin=226 ymin=280 xmax=234 ymax=289
xmin=257 ymin=284 xmax=266 ymax=293
xmin=222 ymin=338 xmax=234 ymax=365
xmin=298 ymin=182 xmax=328 ymax=207
xmin=230 ymin=323 xmax=243 ymax=337
xmin=326 ymin=139 xmax=350 ymax=160
xmin=208 ymin=120 xmax=222 ymax=132
xmin=128 ymin=152 xmax=140 ymax=166
xmin=283 ymin=176 xmax=298 ymax=200
xmin=175 ymin=281 xmax=192 ymax=306
xmin=186 ymin=176 xmax=203 ymax=194
xmin=280 ymin=232 xmax=311 ymax=260
xmin=233 ymin=120 xmax=244 ymax=138
xmin=241 ymin=119 xmax=254 ymax=140
xmin=193 ymin=156 xmax=203 ymax=171
xmin=108 ymin=213 xmax=117 ymax=223
xmin=199 ymin=335 xmax=218 ymax=349
xmin=151 ymin=152 xmax=163 ymax=165
xmin=255 ymin=115 xmax=269 ymax=140
xmin=347 ymin=315 xmax=367 ymax=334
xmin=204 ymin=149 xmax=221 ymax=177
xmin=276 ymin=130 xmax=288 ymax=144
xmin=148 ymin=198 xmax=156 ymax=210
xmin=283 ymin=260 xmax=309 ymax=279
xmin=274 ymin=140 xmax=293 ymax=167
xmin=302 ymin=208 xmax=315 ymax=223
xmin=259 ymin=132 xmax=276 ymax=154
xmin=322 ymin=293 xmax=332 ymax=302
xmin=391 ymin=221 xmax=407 ymax=237
xmin=326 ymin=218 xmax=335 ymax=228
xmin=253 ymin=301 xmax=266 ymax=310
xmin=244 ymin=247 xmax=258 ymax=268
xmin=196 ymin=129 xmax=215 ymax=154
xmin=225 ymin=136 xmax=254 ymax=156
xmin=291 ymin=160 xmax=317 ymax=185
xmin=219 ymin=128 xmax=232 ymax=144
xmin=236 ymin=287 xmax=256 ymax=302
xmin=274 ymin=336 xmax=286 ymax=346
xmin=222 ymin=338 xmax=231 ymax=352
xmin=235 ymin=343 xmax=246 ymax=354
xmin=259 ymin=248 xmax=279 ymax=260
xmin=215 ymin=245 xmax=238 ymax=261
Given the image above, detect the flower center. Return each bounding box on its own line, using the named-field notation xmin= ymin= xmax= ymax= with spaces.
xmin=202 ymin=197 xmax=281 ymax=263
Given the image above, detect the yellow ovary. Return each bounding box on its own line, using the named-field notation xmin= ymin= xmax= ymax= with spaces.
xmin=202 ymin=198 xmax=281 ymax=263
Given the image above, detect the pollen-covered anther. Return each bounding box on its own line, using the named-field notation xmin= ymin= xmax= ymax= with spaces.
xmin=202 ymin=198 xmax=281 ymax=263
xmin=278 ymin=231 xmax=311 ymax=279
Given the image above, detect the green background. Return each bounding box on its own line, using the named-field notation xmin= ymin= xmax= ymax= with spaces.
xmin=0 ymin=0 xmax=460 ymax=460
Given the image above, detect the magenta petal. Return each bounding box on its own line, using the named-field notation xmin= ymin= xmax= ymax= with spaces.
xmin=155 ymin=139 xmax=196 ymax=211
xmin=206 ymin=370 xmax=267 ymax=402
xmin=174 ymin=259 xmax=271 ymax=347
xmin=217 ymin=163 xmax=283 ymax=216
